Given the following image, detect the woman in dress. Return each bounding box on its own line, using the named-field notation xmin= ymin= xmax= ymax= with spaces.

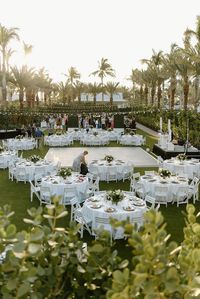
xmin=72 ymin=150 xmax=88 ymax=172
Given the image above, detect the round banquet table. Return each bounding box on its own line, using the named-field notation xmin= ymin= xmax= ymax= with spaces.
xmin=119 ymin=134 xmax=144 ymax=146
xmin=44 ymin=134 xmax=73 ymax=146
xmin=0 ymin=151 xmax=18 ymax=168
xmin=140 ymin=174 xmax=189 ymax=203
xmin=41 ymin=173 xmax=88 ymax=202
xmin=88 ymin=159 xmax=127 ymax=181
xmin=14 ymin=160 xmax=56 ymax=181
xmin=82 ymin=191 xmax=147 ymax=239
xmin=6 ymin=138 xmax=36 ymax=150
xmin=163 ymin=159 xmax=200 ymax=179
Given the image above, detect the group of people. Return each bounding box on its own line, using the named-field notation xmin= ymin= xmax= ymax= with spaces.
xmin=79 ymin=113 xmax=114 ymax=130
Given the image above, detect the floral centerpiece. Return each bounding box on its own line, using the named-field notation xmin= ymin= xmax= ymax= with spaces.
xmin=93 ymin=132 xmax=98 ymax=136
xmin=15 ymin=135 xmax=23 ymax=140
xmin=0 ymin=145 xmax=4 ymax=152
xmin=106 ymin=189 xmax=124 ymax=205
xmin=177 ymin=153 xmax=187 ymax=161
xmin=104 ymin=155 xmax=114 ymax=163
xmin=30 ymin=155 xmax=41 ymax=163
xmin=107 ymin=128 xmax=113 ymax=132
xmin=55 ymin=129 xmax=63 ymax=135
xmin=159 ymin=168 xmax=171 ymax=178
xmin=58 ymin=167 xmax=72 ymax=179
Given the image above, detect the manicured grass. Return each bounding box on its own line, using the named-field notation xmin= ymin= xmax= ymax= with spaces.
xmin=0 ymin=129 xmax=199 ymax=246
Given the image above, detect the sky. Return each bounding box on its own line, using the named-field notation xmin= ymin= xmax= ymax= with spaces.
xmin=0 ymin=0 xmax=200 ymax=86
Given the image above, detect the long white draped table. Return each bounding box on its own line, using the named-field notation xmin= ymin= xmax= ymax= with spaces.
xmin=41 ymin=173 xmax=89 ymax=201
xmin=0 ymin=151 xmax=18 ymax=168
xmin=82 ymin=191 xmax=147 ymax=239
xmin=163 ymin=159 xmax=200 ymax=179
xmin=6 ymin=138 xmax=36 ymax=150
xmin=14 ymin=160 xmax=56 ymax=181
xmin=119 ymin=134 xmax=144 ymax=146
xmin=88 ymin=159 xmax=128 ymax=181
xmin=140 ymin=174 xmax=189 ymax=202
xmin=44 ymin=134 xmax=73 ymax=146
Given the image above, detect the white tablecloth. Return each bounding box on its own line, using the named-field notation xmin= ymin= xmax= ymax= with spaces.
xmin=82 ymin=192 xmax=147 ymax=238
xmin=140 ymin=174 xmax=189 ymax=202
xmin=163 ymin=159 xmax=200 ymax=179
xmin=14 ymin=160 xmax=56 ymax=181
xmin=44 ymin=134 xmax=73 ymax=146
xmin=88 ymin=159 xmax=128 ymax=181
xmin=0 ymin=151 xmax=18 ymax=168
xmin=41 ymin=173 xmax=88 ymax=201
xmin=6 ymin=138 xmax=36 ymax=150
xmin=119 ymin=134 xmax=144 ymax=146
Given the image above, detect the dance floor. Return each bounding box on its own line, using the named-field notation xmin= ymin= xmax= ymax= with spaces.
xmin=45 ymin=147 xmax=158 ymax=168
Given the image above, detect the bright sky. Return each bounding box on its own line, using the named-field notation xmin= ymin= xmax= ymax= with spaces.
xmin=0 ymin=0 xmax=199 ymax=86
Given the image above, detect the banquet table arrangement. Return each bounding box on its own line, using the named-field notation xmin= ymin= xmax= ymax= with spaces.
xmin=81 ymin=191 xmax=147 ymax=239
xmin=0 ymin=150 xmax=18 ymax=169
xmin=118 ymin=134 xmax=145 ymax=146
xmin=139 ymin=173 xmax=190 ymax=204
xmin=41 ymin=172 xmax=89 ymax=202
xmin=88 ymin=158 xmax=133 ymax=181
xmin=163 ymin=158 xmax=200 ymax=179
xmin=11 ymin=158 xmax=57 ymax=182
xmin=44 ymin=134 xmax=73 ymax=146
xmin=5 ymin=138 xmax=37 ymax=151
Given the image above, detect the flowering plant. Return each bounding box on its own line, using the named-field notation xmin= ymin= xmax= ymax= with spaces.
xmin=159 ymin=168 xmax=171 ymax=178
xmin=177 ymin=154 xmax=187 ymax=161
xmin=30 ymin=155 xmax=41 ymax=163
xmin=106 ymin=189 xmax=124 ymax=205
xmin=15 ymin=135 xmax=23 ymax=140
xmin=58 ymin=167 xmax=72 ymax=178
xmin=104 ymin=155 xmax=114 ymax=163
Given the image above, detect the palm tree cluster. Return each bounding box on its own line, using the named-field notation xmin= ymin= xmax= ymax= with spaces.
xmin=0 ymin=25 xmax=121 ymax=108
xmin=1 ymin=17 xmax=200 ymax=110
xmin=128 ymin=16 xmax=200 ymax=111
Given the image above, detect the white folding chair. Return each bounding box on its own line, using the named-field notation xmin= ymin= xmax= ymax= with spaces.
xmin=29 ymin=181 xmax=40 ymax=202
xmin=145 ymin=195 xmax=156 ymax=210
xmin=70 ymin=197 xmax=82 ymax=222
xmin=154 ymin=185 xmax=168 ymax=207
xmin=174 ymin=186 xmax=191 ymax=207
xmin=145 ymin=171 xmax=155 ymax=176
xmin=106 ymin=166 xmax=118 ymax=183
xmin=74 ymin=209 xmax=92 ymax=238
xmin=62 ymin=185 xmax=77 ymax=205
xmin=39 ymin=186 xmax=51 ymax=205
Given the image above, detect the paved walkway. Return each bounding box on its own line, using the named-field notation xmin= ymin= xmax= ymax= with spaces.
xmin=136 ymin=123 xmax=159 ymax=138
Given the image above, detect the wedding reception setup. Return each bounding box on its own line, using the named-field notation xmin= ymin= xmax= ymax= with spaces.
xmin=0 ymin=0 xmax=200 ymax=297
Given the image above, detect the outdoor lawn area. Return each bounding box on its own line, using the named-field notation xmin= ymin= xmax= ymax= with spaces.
xmin=0 ymin=128 xmax=198 ymax=246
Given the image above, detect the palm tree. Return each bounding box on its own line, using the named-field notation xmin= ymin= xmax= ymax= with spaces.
xmin=162 ymin=44 xmax=178 ymax=109
xmin=10 ymin=65 xmax=34 ymax=109
xmin=73 ymin=80 xmax=86 ymax=103
xmin=91 ymin=57 xmax=115 ymax=101
xmin=56 ymin=81 xmax=70 ymax=104
xmin=105 ymin=81 xmax=120 ymax=106
xmin=184 ymin=16 xmax=200 ymax=109
xmin=64 ymin=67 xmax=80 ymax=102
xmin=87 ymin=82 xmax=102 ymax=104
xmin=0 ymin=24 xmax=19 ymax=105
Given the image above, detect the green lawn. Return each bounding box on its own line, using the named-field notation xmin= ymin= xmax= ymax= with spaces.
xmin=0 ymin=130 xmax=199 ymax=246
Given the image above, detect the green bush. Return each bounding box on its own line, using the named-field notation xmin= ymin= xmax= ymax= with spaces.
xmin=0 ymin=199 xmax=200 ymax=298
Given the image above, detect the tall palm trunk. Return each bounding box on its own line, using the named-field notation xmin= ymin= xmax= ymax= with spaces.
xmin=144 ymin=85 xmax=148 ymax=105
xmin=157 ymin=80 xmax=162 ymax=109
xmin=36 ymin=94 xmax=39 ymax=107
xmin=151 ymin=85 xmax=155 ymax=105
xmin=93 ymin=94 xmax=96 ymax=105
xmin=140 ymin=85 xmax=143 ymax=104
xmin=194 ymin=76 xmax=200 ymax=110
xmin=101 ymin=76 xmax=104 ymax=102
xmin=1 ymin=47 xmax=7 ymax=106
xmin=183 ymin=76 xmax=189 ymax=110
xmin=110 ymin=94 xmax=113 ymax=106
xmin=19 ymin=89 xmax=24 ymax=109
xmin=170 ymin=77 xmax=176 ymax=110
